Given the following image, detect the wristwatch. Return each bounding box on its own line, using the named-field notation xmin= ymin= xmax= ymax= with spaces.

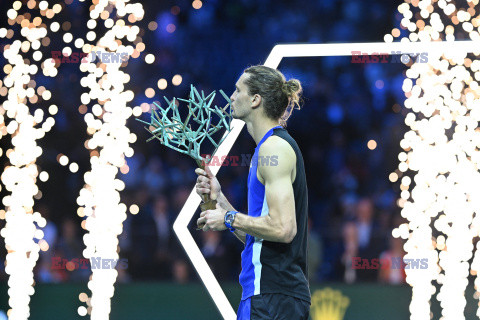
xmin=224 ymin=211 xmax=238 ymax=232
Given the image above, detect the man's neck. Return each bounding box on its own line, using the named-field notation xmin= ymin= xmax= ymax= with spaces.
xmin=245 ymin=117 xmax=281 ymax=145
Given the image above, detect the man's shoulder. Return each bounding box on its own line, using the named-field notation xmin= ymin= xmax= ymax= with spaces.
xmin=259 ymin=135 xmax=294 ymax=157
xmin=258 ymin=136 xmax=296 ymax=176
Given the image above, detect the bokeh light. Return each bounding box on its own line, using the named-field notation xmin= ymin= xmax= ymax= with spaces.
xmin=0 ymin=1 xmax=60 ymax=318
xmin=172 ymin=74 xmax=182 ymax=86
xmin=390 ymin=1 xmax=480 ymax=319
xmin=75 ymin=0 xmax=145 ymax=318
xmin=192 ymin=0 xmax=203 ymax=10
xmin=157 ymin=78 xmax=167 ymax=90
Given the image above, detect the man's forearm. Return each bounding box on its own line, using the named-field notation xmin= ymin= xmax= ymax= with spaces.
xmin=216 ymin=192 xmax=293 ymax=243
xmin=218 ymin=191 xmax=288 ymax=243
xmin=216 ymin=192 xmax=235 ymax=211
xmin=232 ymin=229 xmax=247 ymax=244
xmin=217 ymin=192 xmax=246 ymax=244
xmin=232 ymin=212 xmax=293 ymax=243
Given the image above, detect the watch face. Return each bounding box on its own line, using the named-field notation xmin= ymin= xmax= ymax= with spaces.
xmin=226 ymin=212 xmax=235 ymax=225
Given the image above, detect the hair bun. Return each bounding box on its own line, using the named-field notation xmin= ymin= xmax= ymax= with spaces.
xmin=283 ymin=79 xmax=302 ymax=98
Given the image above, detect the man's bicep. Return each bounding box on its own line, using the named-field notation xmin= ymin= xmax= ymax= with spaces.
xmin=258 ymin=138 xmax=297 ymax=241
xmin=260 ymin=140 xmax=296 ymax=219
xmin=264 ymin=170 xmax=296 ymax=243
xmin=263 ymin=160 xmax=296 ymax=228
xmin=265 ymin=174 xmax=295 ymax=217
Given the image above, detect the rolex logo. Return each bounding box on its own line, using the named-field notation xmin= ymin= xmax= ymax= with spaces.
xmin=310 ymin=288 xmax=350 ymax=320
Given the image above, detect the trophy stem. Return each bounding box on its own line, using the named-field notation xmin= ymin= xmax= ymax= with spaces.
xmin=196 ymin=159 xmax=217 ymax=211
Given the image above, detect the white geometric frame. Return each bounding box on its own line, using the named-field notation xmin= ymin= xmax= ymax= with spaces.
xmin=173 ymin=40 xmax=480 ymax=320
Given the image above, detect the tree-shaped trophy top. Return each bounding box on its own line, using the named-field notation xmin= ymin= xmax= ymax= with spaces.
xmin=137 ymin=84 xmax=234 ymax=168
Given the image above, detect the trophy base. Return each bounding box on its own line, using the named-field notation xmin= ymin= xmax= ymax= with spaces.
xmin=200 ymin=200 xmax=217 ymax=211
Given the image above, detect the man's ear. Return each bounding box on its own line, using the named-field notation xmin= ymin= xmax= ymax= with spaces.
xmin=251 ymin=94 xmax=262 ymax=109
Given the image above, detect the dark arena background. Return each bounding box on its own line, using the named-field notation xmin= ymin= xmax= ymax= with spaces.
xmin=1 ymin=0 xmax=480 ymax=319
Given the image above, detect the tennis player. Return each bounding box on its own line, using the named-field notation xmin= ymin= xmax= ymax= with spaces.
xmin=196 ymin=65 xmax=310 ymax=319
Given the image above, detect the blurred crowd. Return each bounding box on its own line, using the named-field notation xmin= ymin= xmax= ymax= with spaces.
xmin=0 ymin=0 xmax=411 ymax=285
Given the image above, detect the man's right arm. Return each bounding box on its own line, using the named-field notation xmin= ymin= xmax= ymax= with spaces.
xmin=216 ymin=192 xmax=247 ymax=244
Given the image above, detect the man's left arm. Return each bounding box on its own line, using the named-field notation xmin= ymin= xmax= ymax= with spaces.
xmin=233 ymin=138 xmax=297 ymax=243
xmin=198 ymin=137 xmax=297 ymax=243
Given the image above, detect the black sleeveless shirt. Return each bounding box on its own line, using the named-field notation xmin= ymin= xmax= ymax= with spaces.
xmin=239 ymin=126 xmax=311 ymax=303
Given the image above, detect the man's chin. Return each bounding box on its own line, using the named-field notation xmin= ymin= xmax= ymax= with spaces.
xmin=231 ymin=109 xmax=245 ymax=120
